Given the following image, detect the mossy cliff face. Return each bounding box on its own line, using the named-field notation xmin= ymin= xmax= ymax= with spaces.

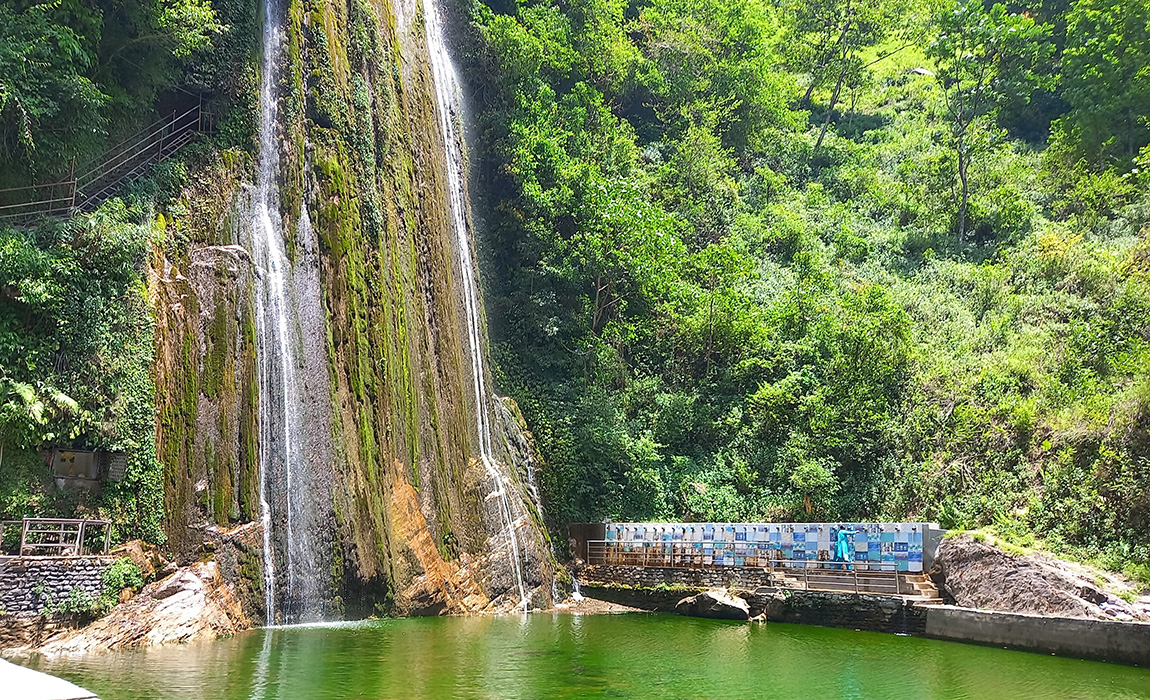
xmin=153 ymin=0 xmax=554 ymax=619
xmin=152 ymin=150 xmax=261 ymax=562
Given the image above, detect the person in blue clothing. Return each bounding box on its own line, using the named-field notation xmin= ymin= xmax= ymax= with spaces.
xmin=833 ymin=526 xmax=858 ymax=570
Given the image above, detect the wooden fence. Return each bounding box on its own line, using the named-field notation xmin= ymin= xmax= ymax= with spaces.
xmin=0 ymin=518 xmax=112 ymax=557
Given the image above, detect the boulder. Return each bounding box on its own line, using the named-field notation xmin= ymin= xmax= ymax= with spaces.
xmin=934 ymin=535 xmax=1147 ymax=621
xmin=675 ymin=590 xmax=750 ymax=621
xmin=109 ymin=540 xmax=169 ymax=581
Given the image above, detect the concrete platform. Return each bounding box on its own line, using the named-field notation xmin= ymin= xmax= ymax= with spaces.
xmin=0 ymin=658 xmax=97 ymax=700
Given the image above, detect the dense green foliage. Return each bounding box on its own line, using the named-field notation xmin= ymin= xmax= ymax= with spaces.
xmin=462 ymin=0 xmax=1150 ymax=579
xmin=0 ymin=0 xmax=255 ymax=183
xmin=0 ymin=0 xmax=258 ymax=545
xmin=0 ymin=203 xmax=166 ymax=542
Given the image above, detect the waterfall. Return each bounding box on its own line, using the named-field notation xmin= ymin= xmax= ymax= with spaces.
xmin=252 ymin=0 xmax=330 ymax=625
xmin=423 ymin=0 xmax=529 ymax=610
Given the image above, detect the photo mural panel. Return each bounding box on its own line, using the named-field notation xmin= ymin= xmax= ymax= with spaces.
xmin=603 ymin=522 xmax=932 ymax=572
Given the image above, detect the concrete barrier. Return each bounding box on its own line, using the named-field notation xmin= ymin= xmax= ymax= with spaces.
xmin=924 ymin=605 xmax=1150 ymax=667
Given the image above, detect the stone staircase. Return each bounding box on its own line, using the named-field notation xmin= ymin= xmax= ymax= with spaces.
xmin=763 ymin=569 xmax=943 ymax=600
xmin=903 ymin=573 xmax=942 ymax=601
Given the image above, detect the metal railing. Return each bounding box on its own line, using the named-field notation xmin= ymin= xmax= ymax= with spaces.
xmin=0 ymin=103 xmax=210 ymax=225
xmin=0 ymin=518 xmax=112 ymax=557
xmin=586 ymin=540 xmax=902 ymax=595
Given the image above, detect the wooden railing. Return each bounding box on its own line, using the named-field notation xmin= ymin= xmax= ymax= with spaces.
xmin=0 ymin=518 xmax=111 ymax=557
xmin=0 ymin=104 xmax=211 ymax=225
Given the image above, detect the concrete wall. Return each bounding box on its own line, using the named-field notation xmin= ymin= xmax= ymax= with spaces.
xmin=925 ymin=605 xmax=1150 ymax=667
xmin=579 ymin=570 xmax=1149 ymax=667
xmin=0 ymin=557 xmax=114 ymax=615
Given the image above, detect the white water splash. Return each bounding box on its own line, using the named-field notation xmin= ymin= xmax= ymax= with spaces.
xmin=423 ymin=0 xmax=528 ymax=610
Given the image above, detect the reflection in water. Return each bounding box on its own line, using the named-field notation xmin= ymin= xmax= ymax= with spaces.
xmin=24 ymin=614 xmax=1150 ymax=700
xmin=248 ymin=629 xmax=273 ymax=700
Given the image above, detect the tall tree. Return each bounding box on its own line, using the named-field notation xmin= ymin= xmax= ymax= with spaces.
xmin=928 ymin=0 xmax=1051 ymax=242
xmin=1058 ymin=0 xmax=1150 ymax=169
xmin=782 ymin=0 xmax=906 ymax=155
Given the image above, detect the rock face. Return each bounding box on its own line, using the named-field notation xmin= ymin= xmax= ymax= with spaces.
xmin=675 ymin=590 xmax=750 ymax=620
xmin=110 ymin=540 xmax=171 ymax=581
xmin=934 ymin=535 xmax=1148 ymax=621
xmin=149 ymin=0 xmax=556 ymax=621
xmin=36 ymin=562 xmax=249 ymax=654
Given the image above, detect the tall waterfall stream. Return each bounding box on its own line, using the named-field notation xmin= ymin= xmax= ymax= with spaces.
xmin=423 ymin=0 xmax=530 ymax=610
xmin=251 ymin=0 xmax=328 ymax=624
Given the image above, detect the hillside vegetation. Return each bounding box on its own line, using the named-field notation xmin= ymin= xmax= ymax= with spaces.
xmin=460 ymin=0 xmax=1150 ymax=581
xmin=0 ymin=0 xmax=1147 ymax=584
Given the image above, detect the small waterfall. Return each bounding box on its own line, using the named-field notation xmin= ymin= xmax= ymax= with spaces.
xmin=423 ymin=0 xmax=529 ymax=610
xmin=252 ymin=0 xmax=328 ymax=624
xmin=571 ymin=579 xmax=585 ymax=603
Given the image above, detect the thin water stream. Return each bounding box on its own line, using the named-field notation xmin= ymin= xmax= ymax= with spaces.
xmin=423 ymin=0 xmax=528 ymax=609
xmin=26 ymin=614 xmax=1150 ymax=699
xmin=251 ymin=0 xmax=328 ymax=624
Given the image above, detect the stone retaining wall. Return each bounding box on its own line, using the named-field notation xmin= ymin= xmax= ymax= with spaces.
xmin=0 ymin=557 xmax=114 ymax=616
xmin=579 ymin=565 xmax=774 ymax=590
xmin=581 ymin=582 xmax=1147 ymax=666
xmin=580 ymin=583 xmax=926 ymax=635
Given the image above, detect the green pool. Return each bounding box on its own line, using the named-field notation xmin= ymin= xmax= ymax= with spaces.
xmin=22 ymin=613 xmax=1150 ymax=699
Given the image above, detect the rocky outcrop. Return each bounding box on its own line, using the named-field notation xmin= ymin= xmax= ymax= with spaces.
xmin=675 ymin=590 xmax=750 ymax=620
xmin=110 ymin=540 xmax=172 ymax=581
xmin=934 ymin=535 xmax=1148 ymax=621
xmin=35 ymin=561 xmax=249 ymax=654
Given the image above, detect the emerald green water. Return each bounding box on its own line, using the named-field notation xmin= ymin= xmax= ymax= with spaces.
xmin=23 ymin=614 xmax=1150 ymax=699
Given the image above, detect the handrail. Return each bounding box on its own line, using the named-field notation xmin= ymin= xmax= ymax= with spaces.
xmin=75 ymin=105 xmax=200 ymax=184
xmin=1 ymin=102 xmax=208 ymax=224
xmin=585 ymin=539 xmax=906 ymax=594
xmin=0 ymin=517 xmax=112 ymax=557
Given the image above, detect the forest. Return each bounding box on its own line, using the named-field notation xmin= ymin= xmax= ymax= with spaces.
xmin=0 ymin=0 xmax=1148 ymax=582
xmin=458 ymin=0 xmax=1150 ymax=580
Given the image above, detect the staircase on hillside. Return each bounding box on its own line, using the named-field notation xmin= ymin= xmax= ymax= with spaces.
xmin=903 ymin=573 xmax=942 ymax=601
xmin=0 ymin=104 xmax=210 ymax=225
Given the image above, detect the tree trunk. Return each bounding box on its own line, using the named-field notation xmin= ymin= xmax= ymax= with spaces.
xmin=957 ymin=151 xmax=969 ymax=244
xmin=813 ymin=59 xmax=849 ymax=157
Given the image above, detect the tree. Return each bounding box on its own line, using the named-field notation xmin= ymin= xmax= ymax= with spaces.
xmin=1058 ymin=0 xmax=1150 ymax=169
xmin=0 ymin=3 xmax=105 ymax=172
xmin=928 ymin=0 xmax=1052 ymax=242
xmin=782 ymin=0 xmax=907 ymax=155
xmin=0 ymin=0 xmax=222 ymax=180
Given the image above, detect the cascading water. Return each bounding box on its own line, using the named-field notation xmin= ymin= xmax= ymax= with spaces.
xmin=423 ymin=0 xmax=529 ymax=610
xmin=251 ymin=0 xmax=331 ymax=624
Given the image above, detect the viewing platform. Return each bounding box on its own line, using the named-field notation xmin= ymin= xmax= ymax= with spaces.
xmin=569 ymin=521 xmax=945 ymax=597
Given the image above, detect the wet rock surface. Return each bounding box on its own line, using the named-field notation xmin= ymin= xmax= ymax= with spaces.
xmin=675 ymin=590 xmax=750 ymax=620
xmin=934 ymin=535 xmax=1149 ymax=621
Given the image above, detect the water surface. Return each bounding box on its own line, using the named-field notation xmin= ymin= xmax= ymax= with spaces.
xmin=24 ymin=614 xmax=1150 ymax=699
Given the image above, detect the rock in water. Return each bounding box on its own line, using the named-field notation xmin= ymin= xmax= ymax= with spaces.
xmin=37 ymin=561 xmax=250 ymax=654
xmin=675 ymin=590 xmax=750 ymax=620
